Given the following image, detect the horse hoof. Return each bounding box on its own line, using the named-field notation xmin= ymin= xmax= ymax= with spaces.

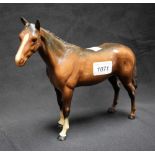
xmin=128 ymin=114 xmax=135 ymax=120
xmin=57 ymin=135 xmax=66 ymax=141
xmin=107 ymin=107 xmax=116 ymax=113
xmin=57 ymin=123 xmax=63 ymax=128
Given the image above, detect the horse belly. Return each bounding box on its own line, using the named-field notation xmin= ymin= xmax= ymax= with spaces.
xmin=77 ymin=54 xmax=115 ymax=86
xmin=77 ymin=73 xmax=112 ymax=86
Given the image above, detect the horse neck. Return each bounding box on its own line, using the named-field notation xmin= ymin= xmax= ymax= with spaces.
xmin=39 ymin=28 xmax=66 ymax=68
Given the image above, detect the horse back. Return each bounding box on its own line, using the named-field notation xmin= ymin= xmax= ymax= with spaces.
xmin=77 ymin=43 xmax=136 ymax=86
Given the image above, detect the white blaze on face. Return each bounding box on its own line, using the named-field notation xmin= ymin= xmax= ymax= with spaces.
xmin=30 ymin=23 xmax=36 ymax=36
xmin=87 ymin=46 xmax=102 ymax=51
xmin=15 ymin=33 xmax=29 ymax=62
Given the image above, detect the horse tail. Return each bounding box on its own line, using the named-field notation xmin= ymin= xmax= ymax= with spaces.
xmin=132 ymin=65 xmax=138 ymax=89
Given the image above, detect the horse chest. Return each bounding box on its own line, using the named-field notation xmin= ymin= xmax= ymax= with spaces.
xmin=48 ymin=67 xmax=72 ymax=90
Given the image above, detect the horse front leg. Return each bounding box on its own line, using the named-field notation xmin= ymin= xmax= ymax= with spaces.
xmin=57 ymin=86 xmax=73 ymax=141
xmin=47 ymin=67 xmax=64 ymax=128
xmin=55 ymin=88 xmax=64 ymax=128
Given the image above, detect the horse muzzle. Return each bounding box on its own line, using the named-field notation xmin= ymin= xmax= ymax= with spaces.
xmin=15 ymin=57 xmax=27 ymax=67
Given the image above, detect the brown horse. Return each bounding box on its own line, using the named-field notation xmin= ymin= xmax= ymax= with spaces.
xmin=15 ymin=18 xmax=137 ymax=141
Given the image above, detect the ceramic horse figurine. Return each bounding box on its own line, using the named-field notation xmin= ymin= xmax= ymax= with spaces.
xmin=15 ymin=18 xmax=137 ymax=141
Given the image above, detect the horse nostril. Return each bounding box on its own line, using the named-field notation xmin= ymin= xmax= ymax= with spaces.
xmin=15 ymin=57 xmax=25 ymax=66
xmin=19 ymin=59 xmax=24 ymax=64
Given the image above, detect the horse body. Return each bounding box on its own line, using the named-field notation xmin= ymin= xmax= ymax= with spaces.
xmin=45 ymin=43 xmax=136 ymax=89
xmin=15 ymin=18 xmax=137 ymax=141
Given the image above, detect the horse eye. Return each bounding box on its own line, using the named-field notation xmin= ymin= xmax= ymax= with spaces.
xmin=32 ymin=38 xmax=37 ymax=43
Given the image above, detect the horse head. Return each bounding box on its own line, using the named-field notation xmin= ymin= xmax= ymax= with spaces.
xmin=15 ymin=17 xmax=41 ymax=66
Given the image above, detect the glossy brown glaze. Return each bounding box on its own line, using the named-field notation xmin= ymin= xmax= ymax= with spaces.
xmin=15 ymin=18 xmax=137 ymax=141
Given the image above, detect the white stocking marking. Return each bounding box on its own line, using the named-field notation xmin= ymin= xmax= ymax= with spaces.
xmin=58 ymin=111 xmax=64 ymax=125
xmin=59 ymin=118 xmax=69 ymax=137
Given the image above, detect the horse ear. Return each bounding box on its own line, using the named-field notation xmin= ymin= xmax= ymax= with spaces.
xmin=20 ymin=17 xmax=29 ymax=25
xmin=35 ymin=20 xmax=40 ymax=31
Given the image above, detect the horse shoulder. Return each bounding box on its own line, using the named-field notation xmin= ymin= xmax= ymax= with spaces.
xmin=54 ymin=55 xmax=78 ymax=80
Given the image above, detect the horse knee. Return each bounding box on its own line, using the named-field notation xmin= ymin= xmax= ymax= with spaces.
xmin=63 ymin=106 xmax=70 ymax=118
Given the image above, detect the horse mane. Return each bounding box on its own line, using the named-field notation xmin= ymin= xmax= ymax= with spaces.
xmin=41 ymin=27 xmax=79 ymax=51
xmin=41 ymin=28 xmax=69 ymax=45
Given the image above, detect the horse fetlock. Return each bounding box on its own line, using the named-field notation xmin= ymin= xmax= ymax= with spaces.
xmin=57 ymin=123 xmax=63 ymax=129
xmin=59 ymin=127 xmax=69 ymax=138
xmin=59 ymin=117 xmax=69 ymax=137
xmin=58 ymin=118 xmax=64 ymax=126
xmin=132 ymin=108 xmax=136 ymax=113
xmin=58 ymin=111 xmax=64 ymax=126
xmin=128 ymin=113 xmax=136 ymax=120
xmin=107 ymin=107 xmax=117 ymax=113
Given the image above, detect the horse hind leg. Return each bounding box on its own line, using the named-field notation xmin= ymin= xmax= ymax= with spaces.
xmin=121 ymin=78 xmax=136 ymax=120
xmin=132 ymin=77 xmax=138 ymax=89
xmin=132 ymin=66 xmax=138 ymax=89
xmin=107 ymin=76 xmax=120 ymax=113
